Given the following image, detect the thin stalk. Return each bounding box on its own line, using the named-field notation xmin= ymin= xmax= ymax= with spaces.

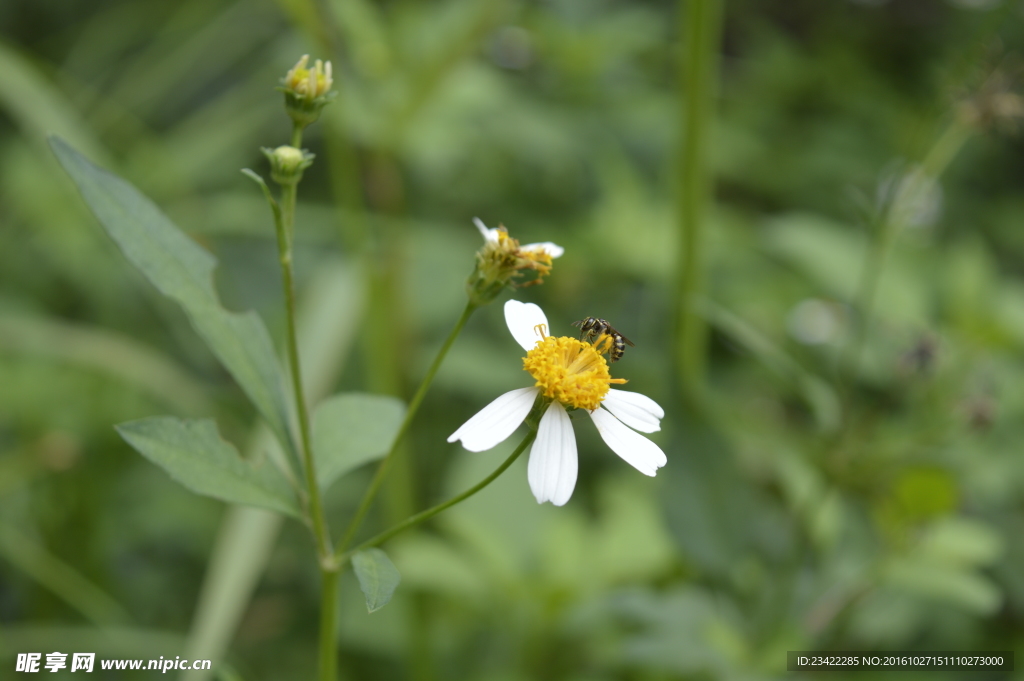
xmin=921 ymin=119 xmax=971 ymax=180
xmin=843 ymin=119 xmax=972 ymax=382
xmin=336 ymin=300 xmax=478 ymax=557
xmin=273 ymin=138 xmax=338 ymax=678
xmin=675 ymin=0 xmax=724 ymax=408
xmin=276 ymin=183 xmax=331 ymax=559
xmin=318 ymin=566 xmax=340 ymax=681
xmin=339 ymin=431 xmax=535 ymax=563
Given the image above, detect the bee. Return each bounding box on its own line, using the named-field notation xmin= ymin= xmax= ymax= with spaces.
xmin=571 ymin=316 xmax=634 ymax=362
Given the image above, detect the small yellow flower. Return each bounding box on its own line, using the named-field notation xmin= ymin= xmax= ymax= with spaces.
xmin=466 ymin=218 xmax=564 ymax=306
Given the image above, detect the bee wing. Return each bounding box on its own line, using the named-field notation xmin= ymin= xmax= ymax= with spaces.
xmin=620 ymin=334 xmax=635 ymax=347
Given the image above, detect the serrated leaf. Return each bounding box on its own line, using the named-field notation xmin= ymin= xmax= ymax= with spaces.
xmin=116 ymin=417 xmax=299 ymax=517
xmin=312 ymin=393 xmax=405 ymax=490
xmin=49 ymin=137 xmax=293 ymax=456
xmin=351 ymin=548 xmax=401 ymax=613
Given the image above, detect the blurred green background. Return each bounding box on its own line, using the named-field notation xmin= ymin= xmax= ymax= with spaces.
xmin=2 ymin=0 xmax=1024 ymax=679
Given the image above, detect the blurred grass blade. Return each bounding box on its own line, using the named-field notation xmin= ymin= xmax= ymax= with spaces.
xmin=215 ymin=666 xmax=247 ymax=681
xmin=313 ymin=393 xmax=405 ymax=490
xmin=0 ymin=40 xmax=108 ymax=161
xmin=181 ymin=262 xmax=364 ymax=681
xmin=327 ymin=0 xmax=393 ymax=80
xmin=0 ymin=525 xmax=132 ymax=627
xmin=182 ymin=501 xmax=282 ymax=681
xmin=106 ymin=0 xmax=275 ymax=118
xmin=387 ymin=0 xmax=508 ymax=140
xmin=269 ymin=0 xmax=326 ymax=49
xmin=49 ymin=137 xmax=294 ymax=454
xmin=697 ymin=297 xmax=841 ymax=431
xmin=352 ymin=548 xmax=401 ymax=613
xmin=0 ymin=313 xmax=212 ymax=415
xmin=116 ymin=417 xmax=300 ymax=517
xmin=0 ymin=625 xmax=182 ymax=659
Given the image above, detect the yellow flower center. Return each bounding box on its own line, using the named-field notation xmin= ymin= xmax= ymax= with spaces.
xmin=288 ymin=69 xmax=330 ymax=96
xmin=522 ymin=333 xmax=626 ymax=411
xmin=284 ymin=56 xmax=333 ymax=98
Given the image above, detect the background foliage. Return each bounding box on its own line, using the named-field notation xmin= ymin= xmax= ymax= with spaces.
xmin=2 ymin=0 xmax=1024 ymax=679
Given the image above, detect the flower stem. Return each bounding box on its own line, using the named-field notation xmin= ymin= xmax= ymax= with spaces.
xmin=273 ymin=126 xmax=338 ymax=680
xmin=338 ymin=430 xmax=535 ymax=563
xmin=844 ymin=119 xmax=972 ymax=381
xmin=674 ymin=0 xmax=723 ymax=408
xmin=276 ymin=182 xmax=330 ymax=560
xmin=336 ymin=300 xmax=478 ymax=558
xmin=317 ymin=565 xmax=339 ymax=681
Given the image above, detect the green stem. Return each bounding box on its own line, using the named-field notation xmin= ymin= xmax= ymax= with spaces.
xmin=318 ymin=566 xmax=339 ymax=681
xmin=336 ymin=300 xmax=478 ymax=557
xmin=339 ymin=431 xmax=535 ymax=563
xmin=277 ymin=182 xmax=329 ymax=558
xmin=675 ymin=0 xmax=724 ymax=408
xmin=920 ymin=119 xmax=971 ymax=180
xmin=274 ymin=129 xmax=338 ymax=678
xmin=843 ymin=119 xmax=971 ymax=382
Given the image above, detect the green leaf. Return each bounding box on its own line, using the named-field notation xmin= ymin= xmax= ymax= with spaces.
xmin=116 ymin=417 xmax=299 ymax=518
xmin=49 ymin=137 xmax=293 ymax=455
xmin=313 ymin=393 xmax=406 ymax=490
xmin=918 ymin=517 xmax=1004 ymax=567
xmin=351 ymin=548 xmax=401 ymax=613
xmin=885 ymin=558 xmax=1002 ymax=615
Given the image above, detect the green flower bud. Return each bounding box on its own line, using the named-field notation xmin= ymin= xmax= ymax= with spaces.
xmin=262 ymin=145 xmax=314 ymax=185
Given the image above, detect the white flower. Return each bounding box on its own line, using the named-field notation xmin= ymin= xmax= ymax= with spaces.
xmin=448 ymin=300 xmax=666 ymax=506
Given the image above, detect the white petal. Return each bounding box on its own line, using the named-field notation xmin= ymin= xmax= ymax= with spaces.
xmin=527 ymin=402 xmax=578 ymax=506
xmin=521 ymin=241 xmax=565 ymax=258
xmin=504 ymin=300 xmax=549 ymax=352
xmin=448 ymin=387 xmax=538 ymax=452
xmin=473 ymin=217 xmax=500 ymax=242
xmin=600 ymin=389 xmax=664 ymax=433
xmin=588 ymin=408 xmax=667 ymax=476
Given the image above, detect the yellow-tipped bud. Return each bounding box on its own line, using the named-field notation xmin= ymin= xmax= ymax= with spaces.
xmin=955 ymin=58 xmax=1024 ymax=134
xmin=280 ymin=55 xmax=336 ymax=128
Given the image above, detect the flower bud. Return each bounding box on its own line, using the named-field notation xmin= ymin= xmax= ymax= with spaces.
xmin=280 ymin=55 xmax=336 ymax=128
xmin=955 ymin=59 xmax=1024 ymax=133
xmin=465 ymin=218 xmax=563 ymax=307
xmin=262 ymin=145 xmax=314 ymax=185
